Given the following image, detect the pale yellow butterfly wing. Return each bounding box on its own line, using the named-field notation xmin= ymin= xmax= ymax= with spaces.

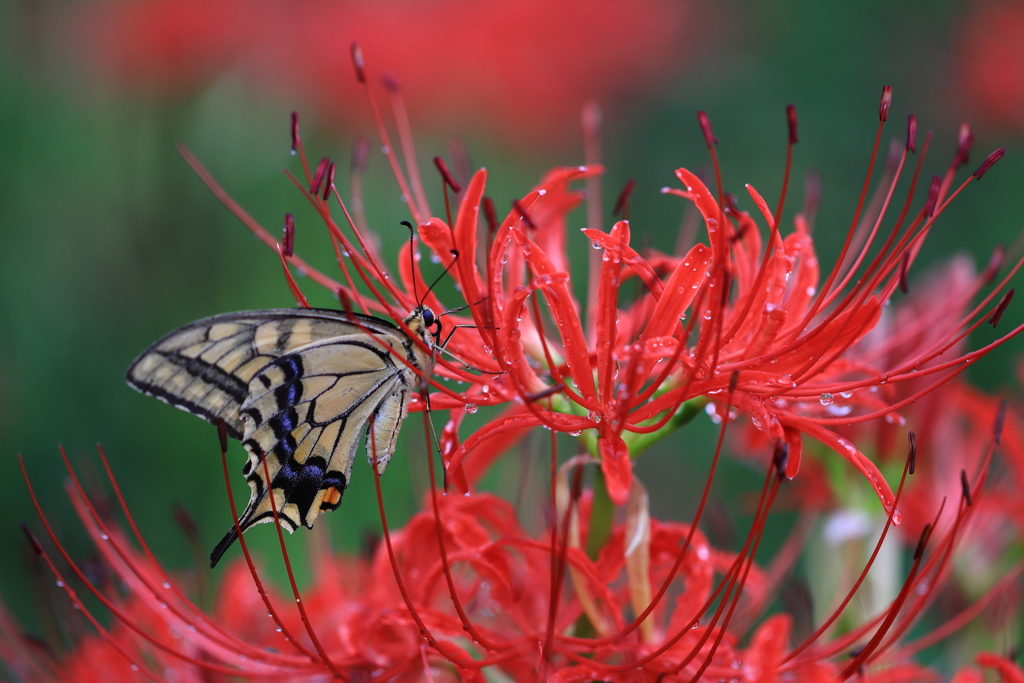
xmin=126 ymin=307 xmax=433 ymax=567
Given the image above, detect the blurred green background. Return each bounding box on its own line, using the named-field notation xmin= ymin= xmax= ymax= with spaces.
xmin=1 ymin=0 xmax=1022 ymax=650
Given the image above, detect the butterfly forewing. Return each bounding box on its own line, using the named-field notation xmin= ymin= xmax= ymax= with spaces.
xmin=126 ymin=307 xmax=433 ymax=567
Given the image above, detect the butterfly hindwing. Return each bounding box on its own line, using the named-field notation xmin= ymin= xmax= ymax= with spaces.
xmin=127 ymin=307 xmax=434 ymax=568
xmin=235 ymin=337 xmax=409 ymax=528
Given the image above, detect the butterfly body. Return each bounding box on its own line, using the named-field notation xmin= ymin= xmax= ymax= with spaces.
xmin=126 ymin=307 xmax=434 ymax=567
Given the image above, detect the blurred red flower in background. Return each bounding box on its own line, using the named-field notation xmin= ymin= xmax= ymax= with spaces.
xmin=957 ymin=0 xmax=1024 ymax=131
xmin=70 ymin=0 xmax=703 ymax=143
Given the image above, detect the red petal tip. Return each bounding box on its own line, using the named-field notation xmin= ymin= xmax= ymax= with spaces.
xmin=786 ymin=104 xmax=798 ymax=144
xmin=906 ymin=114 xmax=917 ymax=152
xmin=350 ymin=42 xmax=366 ymax=83
xmin=697 ymin=110 xmax=718 ymax=146
xmin=973 ymin=148 xmax=1005 ymax=180
xmin=879 ymin=86 xmax=892 ymax=122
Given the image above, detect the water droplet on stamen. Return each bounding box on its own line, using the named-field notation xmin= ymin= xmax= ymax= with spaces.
xmin=465 ymin=403 xmax=479 ymax=414
xmin=819 ymin=393 xmax=834 ymax=406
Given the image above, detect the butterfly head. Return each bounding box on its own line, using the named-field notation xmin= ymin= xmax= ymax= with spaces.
xmin=406 ymin=305 xmax=441 ymax=347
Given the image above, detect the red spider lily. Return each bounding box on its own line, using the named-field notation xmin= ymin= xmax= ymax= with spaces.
xmin=433 ymin=90 xmax=1023 ymax=518
xmin=69 ymin=0 xmax=704 ymax=143
xmin=9 ymin=393 xmax=1024 ymax=681
xmin=189 ymin=56 xmax=1022 ymax=529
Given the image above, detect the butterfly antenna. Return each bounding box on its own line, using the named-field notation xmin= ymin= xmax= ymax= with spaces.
xmin=424 ymin=249 xmax=461 ymax=301
xmin=401 ymin=220 xmax=421 ymax=307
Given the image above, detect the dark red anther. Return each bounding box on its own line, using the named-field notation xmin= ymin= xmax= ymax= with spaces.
xmin=612 ymin=179 xmax=636 ymax=219
xmin=525 ymin=384 xmax=566 ymax=402
xmin=379 ymin=71 xmax=399 ymax=92
xmin=482 ymin=196 xmax=498 ymax=236
xmin=351 ymin=137 xmax=370 ymax=173
xmin=728 ymin=369 xmax=739 ymax=393
xmin=906 ymin=114 xmax=917 ymax=153
xmin=216 ymin=418 xmax=228 ymax=454
xmin=322 ymin=162 xmax=335 ymax=201
xmin=350 ymin=42 xmax=366 ymax=83
xmin=924 ymin=175 xmax=942 ymax=218
xmin=290 ymin=111 xmax=299 ymax=153
xmin=512 ymin=198 xmax=537 ymax=230
xmin=954 ymin=122 xmax=974 ymax=169
xmin=989 ymin=288 xmax=1014 ymax=328
xmin=984 ymin=245 xmax=1005 ymax=285
xmin=973 ymin=147 xmax=1005 ymax=180
xmin=697 ymin=110 xmax=718 ymax=146
xmin=899 ymin=251 xmax=911 ymax=294
xmin=908 ymin=431 xmax=917 ymax=475
xmin=879 ymin=86 xmax=892 ymax=122
xmin=786 ymin=104 xmax=798 ymax=145
xmin=282 ymin=214 xmax=295 ymax=257
xmin=773 ymin=441 xmax=790 ymax=481
xmin=914 ymin=523 xmax=931 ymax=560
xmin=172 ymin=503 xmax=199 ymax=539
xmin=995 ymin=399 xmax=1007 ymax=445
xmin=311 ymin=157 xmax=330 ymax=195
xmin=433 ymin=156 xmax=462 ymax=193
xmin=20 ymin=523 xmax=43 ymax=555
xmin=960 ymin=469 xmax=973 ymax=506
xmin=723 ymin=192 xmax=740 ymax=214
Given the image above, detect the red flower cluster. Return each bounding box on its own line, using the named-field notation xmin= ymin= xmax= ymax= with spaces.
xmin=7 ymin=54 xmax=1024 ymax=682
xmin=956 ymin=0 xmax=1024 ymax=132
xmin=69 ymin=0 xmax=703 ymax=143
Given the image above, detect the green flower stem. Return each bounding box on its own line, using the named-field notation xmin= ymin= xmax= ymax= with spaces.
xmin=578 ymin=396 xmax=708 ymax=560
